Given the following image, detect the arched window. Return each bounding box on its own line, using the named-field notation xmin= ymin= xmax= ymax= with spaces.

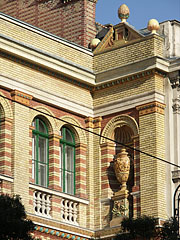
xmin=60 ymin=127 xmax=75 ymax=195
xmin=32 ymin=118 xmax=49 ymax=187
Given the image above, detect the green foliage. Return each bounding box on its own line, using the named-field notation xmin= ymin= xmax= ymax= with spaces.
xmin=116 ymin=215 xmax=156 ymax=240
xmin=0 ymin=194 xmax=35 ymax=240
xmin=116 ymin=215 xmax=179 ymax=240
xmin=159 ymin=217 xmax=178 ymax=240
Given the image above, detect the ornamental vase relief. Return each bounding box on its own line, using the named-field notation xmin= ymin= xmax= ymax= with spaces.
xmin=114 ymin=148 xmax=130 ymax=191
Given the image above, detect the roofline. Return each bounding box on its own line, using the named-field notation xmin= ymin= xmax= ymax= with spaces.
xmin=0 ymin=12 xmax=93 ymax=56
xmin=159 ymin=19 xmax=180 ymax=25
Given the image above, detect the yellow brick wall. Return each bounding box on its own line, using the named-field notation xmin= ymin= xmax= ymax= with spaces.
xmin=0 ymin=18 xmax=93 ymax=70
xmin=139 ymin=112 xmax=166 ymax=219
xmin=93 ymin=76 xmax=154 ymax=107
xmin=93 ymin=126 xmax=102 ymax=229
xmin=85 ymin=123 xmax=95 ymax=229
xmin=12 ymin=100 xmax=30 ymax=211
xmin=94 ymin=35 xmax=163 ymax=73
xmin=93 ymin=73 xmax=164 ymax=107
xmin=0 ymin=57 xmax=93 ymax=107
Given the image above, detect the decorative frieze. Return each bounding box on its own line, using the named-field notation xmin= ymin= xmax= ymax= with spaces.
xmin=34 ymin=225 xmax=89 ymax=239
xmin=136 ymin=101 xmax=165 ymax=116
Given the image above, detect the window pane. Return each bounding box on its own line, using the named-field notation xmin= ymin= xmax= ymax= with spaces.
xmin=65 ymin=145 xmax=74 ymax=171
xmin=65 ymin=128 xmax=73 ymax=143
xmin=39 ymin=137 xmax=47 ymax=163
xmin=39 ymin=120 xmax=46 ymax=133
xmin=39 ymin=164 xmax=46 ymax=187
xmin=65 ymin=171 xmax=74 ymax=194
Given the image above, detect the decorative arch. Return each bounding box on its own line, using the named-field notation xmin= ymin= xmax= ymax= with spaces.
xmin=100 ymin=114 xmax=139 ymax=144
xmin=57 ymin=115 xmax=87 ymax=145
xmin=30 ymin=106 xmax=56 ymax=134
xmin=0 ymin=92 xmax=13 ymax=120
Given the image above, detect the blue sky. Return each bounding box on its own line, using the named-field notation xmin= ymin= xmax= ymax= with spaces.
xmin=96 ymin=0 xmax=180 ymax=30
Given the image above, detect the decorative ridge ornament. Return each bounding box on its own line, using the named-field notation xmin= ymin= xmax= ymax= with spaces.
xmin=118 ymin=4 xmax=130 ymax=23
xmin=147 ymin=19 xmax=160 ymax=34
xmin=114 ymin=148 xmax=130 ymax=191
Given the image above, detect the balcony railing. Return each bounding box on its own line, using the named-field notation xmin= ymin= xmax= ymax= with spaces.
xmin=61 ymin=198 xmax=78 ymax=225
xmin=33 ymin=191 xmax=51 ymax=217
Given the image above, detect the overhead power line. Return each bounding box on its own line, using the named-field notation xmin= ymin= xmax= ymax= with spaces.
xmin=0 ymin=93 xmax=179 ymax=169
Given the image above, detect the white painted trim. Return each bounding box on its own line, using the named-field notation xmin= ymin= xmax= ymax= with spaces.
xmin=94 ymin=91 xmax=165 ymax=117
xmin=0 ymin=174 xmax=13 ymax=182
xmin=29 ymin=183 xmax=89 ymax=205
xmin=0 ymin=13 xmax=93 ymax=56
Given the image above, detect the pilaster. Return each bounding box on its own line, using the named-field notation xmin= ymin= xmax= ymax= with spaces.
xmin=137 ymin=101 xmax=166 ymax=219
xmin=11 ymin=90 xmax=33 ymax=211
xmin=49 ymin=133 xmax=62 ymax=191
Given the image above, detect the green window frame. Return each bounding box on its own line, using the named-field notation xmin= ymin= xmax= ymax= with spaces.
xmin=32 ymin=118 xmax=49 ymax=187
xmin=60 ymin=127 xmax=75 ymax=195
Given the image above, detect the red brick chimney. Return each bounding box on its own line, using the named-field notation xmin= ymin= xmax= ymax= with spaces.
xmin=0 ymin=0 xmax=97 ymax=48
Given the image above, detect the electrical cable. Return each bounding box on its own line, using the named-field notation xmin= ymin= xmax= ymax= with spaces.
xmin=0 ymin=93 xmax=179 ymax=168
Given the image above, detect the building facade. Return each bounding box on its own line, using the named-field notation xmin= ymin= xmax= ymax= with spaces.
xmin=0 ymin=0 xmax=180 ymax=239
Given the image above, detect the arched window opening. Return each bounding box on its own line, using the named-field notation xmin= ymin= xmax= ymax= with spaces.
xmin=32 ymin=118 xmax=49 ymax=187
xmin=60 ymin=127 xmax=75 ymax=195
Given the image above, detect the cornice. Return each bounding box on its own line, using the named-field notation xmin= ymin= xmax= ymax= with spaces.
xmin=93 ymin=69 xmax=166 ymax=91
xmin=0 ymin=35 xmax=95 ymax=88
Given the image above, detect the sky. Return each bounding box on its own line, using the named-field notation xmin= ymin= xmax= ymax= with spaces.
xmin=96 ymin=0 xmax=180 ymax=30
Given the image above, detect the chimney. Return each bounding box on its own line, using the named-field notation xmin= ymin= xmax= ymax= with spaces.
xmin=0 ymin=0 xmax=97 ymax=48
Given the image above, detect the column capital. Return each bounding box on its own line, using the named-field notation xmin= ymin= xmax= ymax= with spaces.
xmin=11 ymin=90 xmax=33 ymax=106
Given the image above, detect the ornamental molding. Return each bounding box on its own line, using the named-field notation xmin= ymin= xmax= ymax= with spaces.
xmin=100 ymin=115 xmax=139 ymax=144
xmin=172 ymin=170 xmax=180 ymax=183
xmin=58 ymin=115 xmax=87 ymax=145
xmin=93 ymin=70 xmax=160 ymax=92
xmin=170 ymin=76 xmax=180 ymax=89
xmin=0 ymin=91 xmax=13 ymax=119
xmin=136 ymin=101 xmax=165 ymax=116
xmin=172 ymin=98 xmax=180 ymax=114
xmin=33 ymin=225 xmax=90 ymax=239
xmin=11 ymin=89 xmax=33 ymax=106
xmin=30 ymin=105 xmax=56 ymax=134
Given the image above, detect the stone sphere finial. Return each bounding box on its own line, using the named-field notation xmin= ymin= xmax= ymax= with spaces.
xmin=118 ymin=4 xmax=130 ymax=22
xmin=147 ymin=19 xmax=160 ymax=34
xmin=89 ymin=38 xmax=100 ymax=50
